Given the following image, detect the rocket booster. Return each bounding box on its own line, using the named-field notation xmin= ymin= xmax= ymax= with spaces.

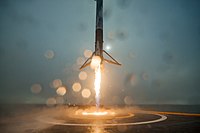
xmin=80 ymin=0 xmax=121 ymax=70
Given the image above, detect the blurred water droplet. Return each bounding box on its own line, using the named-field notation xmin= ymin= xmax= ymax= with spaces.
xmin=30 ymin=84 xmax=42 ymax=94
xmin=44 ymin=50 xmax=54 ymax=59
xmin=127 ymin=73 xmax=138 ymax=86
xmin=72 ymin=82 xmax=81 ymax=92
xmin=124 ymin=96 xmax=133 ymax=105
xmin=56 ymin=86 xmax=66 ymax=96
xmin=84 ymin=49 xmax=92 ymax=58
xmin=46 ymin=97 xmax=56 ymax=106
xmin=56 ymin=96 xmax=65 ymax=105
xmin=52 ymin=79 xmax=62 ymax=89
xmin=81 ymin=89 xmax=91 ymax=98
xmin=79 ymin=71 xmax=87 ymax=80
xmin=76 ymin=57 xmax=85 ymax=65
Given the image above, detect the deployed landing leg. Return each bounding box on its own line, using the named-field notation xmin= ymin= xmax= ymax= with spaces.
xmin=80 ymin=50 xmax=121 ymax=70
xmin=79 ymin=52 xmax=95 ymax=70
xmin=103 ymin=50 xmax=121 ymax=66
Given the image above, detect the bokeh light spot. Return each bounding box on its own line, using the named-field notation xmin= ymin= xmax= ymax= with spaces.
xmin=81 ymin=89 xmax=91 ymax=98
xmin=76 ymin=57 xmax=85 ymax=65
xmin=44 ymin=50 xmax=54 ymax=59
xmin=84 ymin=49 xmax=92 ymax=58
xmin=79 ymin=71 xmax=87 ymax=80
xmin=46 ymin=97 xmax=56 ymax=106
xmin=129 ymin=74 xmax=138 ymax=86
xmin=52 ymin=79 xmax=62 ymax=88
xmin=72 ymin=63 xmax=79 ymax=71
xmin=30 ymin=84 xmax=42 ymax=94
xmin=124 ymin=96 xmax=133 ymax=105
xmin=72 ymin=82 xmax=81 ymax=92
xmin=56 ymin=86 xmax=67 ymax=96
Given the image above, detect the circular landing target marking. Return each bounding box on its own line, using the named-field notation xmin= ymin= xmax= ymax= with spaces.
xmin=36 ymin=110 xmax=167 ymax=127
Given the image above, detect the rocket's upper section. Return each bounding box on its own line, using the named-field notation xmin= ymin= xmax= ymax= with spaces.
xmin=95 ymin=0 xmax=103 ymax=57
xmin=96 ymin=0 xmax=103 ymax=30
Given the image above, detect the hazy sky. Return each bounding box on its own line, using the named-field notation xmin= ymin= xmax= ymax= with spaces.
xmin=0 ymin=0 xmax=200 ymax=105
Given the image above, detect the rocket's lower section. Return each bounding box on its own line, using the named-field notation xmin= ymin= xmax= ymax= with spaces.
xmin=79 ymin=49 xmax=121 ymax=70
xmin=95 ymin=29 xmax=103 ymax=58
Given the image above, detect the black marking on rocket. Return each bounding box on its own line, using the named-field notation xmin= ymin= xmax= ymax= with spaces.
xmin=96 ymin=0 xmax=103 ymax=29
xmin=80 ymin=0 xmax=121 ymax=70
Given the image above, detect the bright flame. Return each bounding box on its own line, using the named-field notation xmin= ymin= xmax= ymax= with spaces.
xmin=81 ymin=110 xmax=116 ymax=116
xmin=94 ymin=65 xmax=101 ymax=108
xmin=82 ymin=111 xmax=108 ymax=116
xmin=91 ymin=56 xmax=102 ymax=109
xmin=94 ymin=61 xmax=101 ymax=108
xmin=90 ymin=56 xmax=101 ymax=69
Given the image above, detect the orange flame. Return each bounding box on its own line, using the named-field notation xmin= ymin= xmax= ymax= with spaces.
xmin=91 ymin=56 xmax=102 ymax=108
